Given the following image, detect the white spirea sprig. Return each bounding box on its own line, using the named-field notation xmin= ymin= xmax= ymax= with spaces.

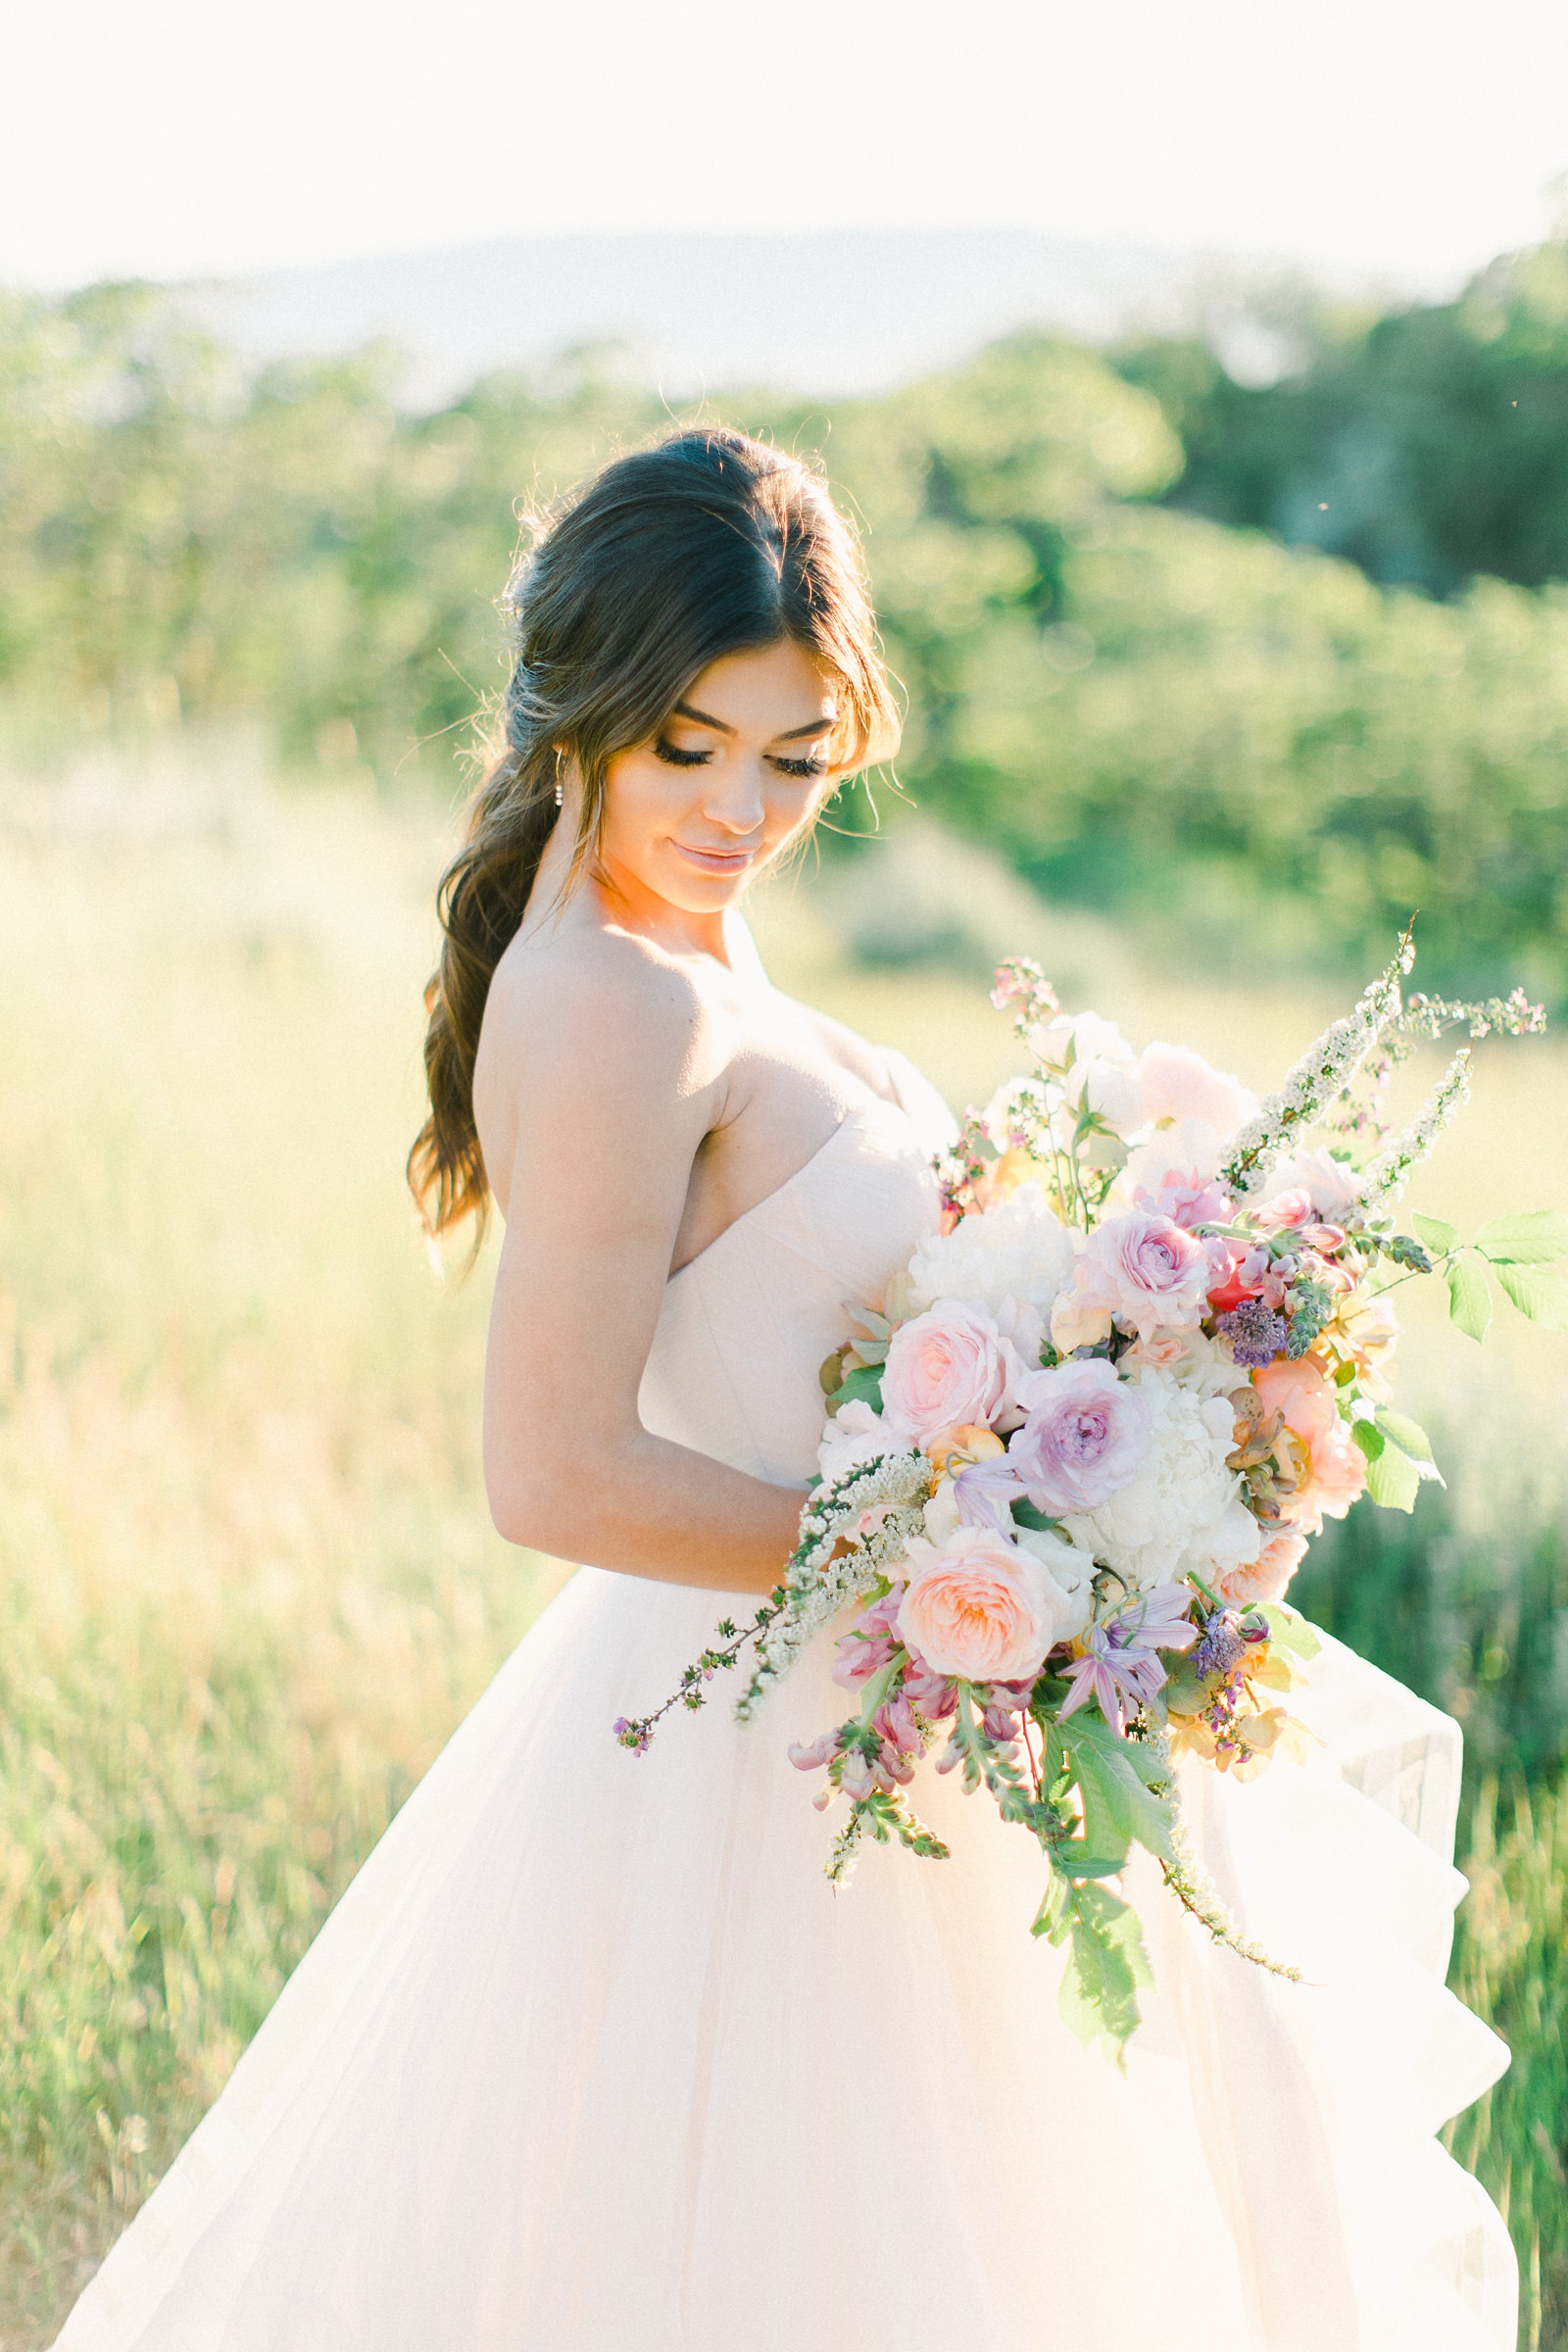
xmin=1143 ymin=1732 xmax=1301 ymax=1982
xmin=1221 ymin=933 xmax=1417 ymax=1196
xmin=736 ymin=1450 xmax=930 ymax=1721
xmin=1360 ymin=1048 xmax=1474 ymax=1207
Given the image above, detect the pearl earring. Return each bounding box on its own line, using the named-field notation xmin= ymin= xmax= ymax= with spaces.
xmin=554 ymin=779 xmax=564 ymax=808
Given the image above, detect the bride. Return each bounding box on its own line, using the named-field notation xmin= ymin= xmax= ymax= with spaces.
xmin=59 ymin=428 xmax=1517 ymax=2351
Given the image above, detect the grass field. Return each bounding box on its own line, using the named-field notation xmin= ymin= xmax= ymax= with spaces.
xmin=1 ymin=774 xmax=1564 ymax=2346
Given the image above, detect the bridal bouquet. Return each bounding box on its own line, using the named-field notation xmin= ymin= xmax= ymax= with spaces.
xmin=617 ymin=935 xmax=1561 ymax=2057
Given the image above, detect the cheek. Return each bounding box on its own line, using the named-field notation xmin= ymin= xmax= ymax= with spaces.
xmin=598 ymin=751 xmax=693 ymax=852
xmin=760 ymin=778 xmax=831 ymax=848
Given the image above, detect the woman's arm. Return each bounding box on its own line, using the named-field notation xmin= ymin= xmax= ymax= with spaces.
xmin=478 ymin=937 xmax=808 ymax=1595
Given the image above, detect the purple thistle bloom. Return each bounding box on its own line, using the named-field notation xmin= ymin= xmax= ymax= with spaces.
xmin=1216 ymin=1298 xmax=1290 ymax=1369
xmin=1191 ymin=1610 xmax=1246 ymax=1680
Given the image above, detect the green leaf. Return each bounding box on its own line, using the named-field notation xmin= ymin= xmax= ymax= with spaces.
xmin=1365 ymin=1442 xmax=1422 ymax=1513
xmin=1056 ymin=1883 xmax=1152 ymax=2062
xmin=1010 ymin=1498 xmax=1055 ymax=1532
xmin=1494 ymin=1264 xmax=1568 ymax=1330
xmin=1053 ymin=1845 xmax=1129 ymax=1880
xmin=829 ymin=1363 xmax=884 ymax=1411
xmin=1061 ymin=1717 xmax=1174 ymax=1867
xmin=1256 ymin=1603 xmax=1322 ymax=1661
xmin=1030 ymin=1871 xmax=1070 ymax=1939
xmin=1376 ymin=1410 xmax=1438 ymax=1468
xmin=1446 ymin=1253 xmax=1493 ymax=1343
xmin=1351 ymin=1418 xmax=1385 ymax=1461
xmin=1411 ymin=1211 xmax=1461 ymax=1254
xmin=1474 ymin=1211 xmax=1568 ymax=1264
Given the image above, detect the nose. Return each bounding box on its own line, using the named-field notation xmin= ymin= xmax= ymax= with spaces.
xmin=701 ymin=751 xmax=766 ymax=836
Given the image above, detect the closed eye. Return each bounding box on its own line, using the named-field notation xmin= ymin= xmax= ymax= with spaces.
xmin=770 ymin=755 xmax=829 ymax=779
xmin=653 ymin=738 xmax=712 ymax=768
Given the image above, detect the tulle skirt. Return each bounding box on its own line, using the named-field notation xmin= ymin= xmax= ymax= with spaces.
xmin=58 ymin=1567 xmax=1516 ymax=2352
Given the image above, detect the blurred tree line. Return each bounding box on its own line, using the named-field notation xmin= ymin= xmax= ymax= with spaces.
xmin=3 ymin=265 xmax=1567 ymax=999
xmin=1116 ymin=239 xmax=1568 ymax=596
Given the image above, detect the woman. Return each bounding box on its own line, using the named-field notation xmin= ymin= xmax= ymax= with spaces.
xmin=59 ymin=428 xmax=1515 ymax=2351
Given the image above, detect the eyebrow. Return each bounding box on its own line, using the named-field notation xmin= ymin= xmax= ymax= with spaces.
xmin=671 ymin=700 xmax=835 ymax=743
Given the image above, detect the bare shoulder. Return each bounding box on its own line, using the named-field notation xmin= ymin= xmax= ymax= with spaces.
xmin=475 ymin=924 xmax=726 ymax=1207
xmin=786 ymin=995 xmax=899 ymax=1100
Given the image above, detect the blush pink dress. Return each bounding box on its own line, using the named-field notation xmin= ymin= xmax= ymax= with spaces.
xmin=57 ymin=1054 xmax=1516 ymax=2352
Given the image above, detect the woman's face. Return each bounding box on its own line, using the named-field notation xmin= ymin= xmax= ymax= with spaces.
xmin=591 ymin=640 xmax=841 ymax=920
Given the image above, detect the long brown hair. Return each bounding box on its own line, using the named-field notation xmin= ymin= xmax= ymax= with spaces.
xmin=409 ymin=426 xmax=900 ymax=1241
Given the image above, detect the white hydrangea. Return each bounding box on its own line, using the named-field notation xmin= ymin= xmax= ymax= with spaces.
xmin=1062 ymin=1365 xmax=1260 ymax=1591
xmin=907 ymin=1182 xmax=1078 ymax=1323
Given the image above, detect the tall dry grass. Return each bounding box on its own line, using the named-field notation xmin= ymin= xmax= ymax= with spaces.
xmin=1 ymin=780 xmax=1562 ymax=2344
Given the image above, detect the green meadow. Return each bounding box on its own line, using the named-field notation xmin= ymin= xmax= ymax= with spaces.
xmin=1 ymin=786 xmax=1564 ymax=2346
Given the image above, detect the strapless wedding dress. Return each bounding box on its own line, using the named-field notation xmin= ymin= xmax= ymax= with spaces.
xmin=58 ymin=1056 xmax=1516 ymax=2352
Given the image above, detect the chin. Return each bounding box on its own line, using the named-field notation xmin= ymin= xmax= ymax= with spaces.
xmin=656 ymin=860 xmax=758 ymax=910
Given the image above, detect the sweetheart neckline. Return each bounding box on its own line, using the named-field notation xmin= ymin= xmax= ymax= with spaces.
xmin=664 ymin=1093 xmax=917 ymax=1285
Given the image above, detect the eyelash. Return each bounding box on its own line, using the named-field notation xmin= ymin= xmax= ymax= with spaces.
xmin=653 ymin=738 xmax=827 ymax=781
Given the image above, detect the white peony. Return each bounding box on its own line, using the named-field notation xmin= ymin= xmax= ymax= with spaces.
xmin=907 ymin=1182 xmax=1078 ymax=1325
xmin=922 ymin=1478 xmax=963 ymax=1543
xmin=1012 ymin=1523 xmax=1097 ymax=1640
xmin=816 ymin=1398 xmax=894 ymax=1486
xmin=1061 ymin=1365 xmax=1261 ymax=1591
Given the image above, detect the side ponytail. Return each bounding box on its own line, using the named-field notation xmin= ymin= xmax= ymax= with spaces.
xmin=409 ymin=426 xmax=899 ymax=1242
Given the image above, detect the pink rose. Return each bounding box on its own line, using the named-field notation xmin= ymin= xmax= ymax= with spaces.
xmin=897 ymin=1525 xmax=1074 ymax=1683
xmin=1006 ymin=1359 xmax=1152 ymax=1514
xmin=1254 ymin=1188 xmax=1315 ymax=1233
xmin=1215 ymin=1528 xmax=1308 ymax=1609
xmin=880 ymin=1300 xmax=1018 ymax=1446
xmin=1052 ymin=1210 xmax=1211 ymax=1349
xmin=1253 ymin=1358 xmax=1368 ymax=1535
xmin=1139 ymin=1043 xmax=1255 ymax=1138
xmin=1263 ymin=1148 xmax=1364 ymax=1221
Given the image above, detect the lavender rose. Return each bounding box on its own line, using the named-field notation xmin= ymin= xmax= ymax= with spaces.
xmin=1052 ymin=1209 xmax=1214 ymax=1350
xmin=1006 ymin=1360 xmax=1152 ymax=1514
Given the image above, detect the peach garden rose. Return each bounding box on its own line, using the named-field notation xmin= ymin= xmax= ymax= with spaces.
xmin=896 ymin=1524 xmax=1075 ymax=1683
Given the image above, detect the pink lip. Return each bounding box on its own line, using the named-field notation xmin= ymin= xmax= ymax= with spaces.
xmin=672 ymin=841 xmax=758 ymax=873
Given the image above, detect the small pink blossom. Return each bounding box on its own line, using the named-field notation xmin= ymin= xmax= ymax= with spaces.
xmin=881 ymin=1299 xmax=1020 ymax=1446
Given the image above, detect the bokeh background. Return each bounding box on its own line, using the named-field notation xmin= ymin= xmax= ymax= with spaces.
xmin=3 ymin=4 xmax=1568 ymax=2345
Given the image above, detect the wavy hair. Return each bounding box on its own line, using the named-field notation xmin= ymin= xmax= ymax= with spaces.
xmin=409 ymin=426 xmax=899 ymax=1240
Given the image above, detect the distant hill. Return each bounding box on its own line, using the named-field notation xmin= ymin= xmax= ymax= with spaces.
xmin=203 ymin=229 xmax=1437 ymax=408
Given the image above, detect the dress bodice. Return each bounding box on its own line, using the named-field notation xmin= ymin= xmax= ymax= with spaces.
xmin=637 ymin=1052 xmax=954 ymax=1488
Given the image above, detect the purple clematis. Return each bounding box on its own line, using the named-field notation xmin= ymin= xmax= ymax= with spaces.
xmin=1057 ymin=1585 xmax=1198 ymax=1737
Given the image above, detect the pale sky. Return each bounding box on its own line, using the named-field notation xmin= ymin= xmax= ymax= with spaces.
xmin=5 ymin=0 xmax=1566 ymax=288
